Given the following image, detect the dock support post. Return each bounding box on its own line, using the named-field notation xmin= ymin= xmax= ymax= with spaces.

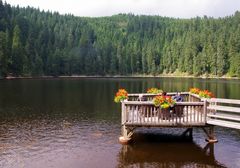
xmin=203 ymin=143 xmax=215 ymax=158
xmin=181 ymin=128 xmax=193 ymax=139
xmin=119 ymin=125 xmax=132 ymax=145
xmin=119 ymin=101 xmax=133 ymax=144
xmin=202 ymin=126 xmax=218 ymax=143
xmin=189 ymin=128 xmax=193 ymax=137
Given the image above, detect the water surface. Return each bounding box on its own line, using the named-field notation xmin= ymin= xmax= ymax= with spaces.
xmin=0 ymin=78 xmax=239 ymax=168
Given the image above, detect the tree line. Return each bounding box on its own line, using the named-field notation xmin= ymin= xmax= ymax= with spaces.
xmin=0 ymin=1 xmax=239 ymax=77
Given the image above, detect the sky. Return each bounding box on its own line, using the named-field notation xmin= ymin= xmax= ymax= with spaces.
xmin=4 ymin=0 xmax=240 ymax=18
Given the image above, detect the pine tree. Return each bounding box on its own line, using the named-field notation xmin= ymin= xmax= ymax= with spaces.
xmin=12 ymin=25 xmax=25 ymax=76
xmin=0 ymin=1 xmax=239 ymax=77
xmin=216 ymin=36 xmax=227 ymax=76
xmin=0 ymin=31 xmax=7 ymax=76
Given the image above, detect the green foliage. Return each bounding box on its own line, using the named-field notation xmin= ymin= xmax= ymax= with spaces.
xmin=0 ymin=0 xmax=239 ymax=77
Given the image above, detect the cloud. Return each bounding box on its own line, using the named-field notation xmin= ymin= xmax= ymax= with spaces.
xmin=4 ymin=0 xmax=240 ymax=18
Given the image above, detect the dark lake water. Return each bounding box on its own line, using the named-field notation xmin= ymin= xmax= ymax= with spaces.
xmin=0 ymin=77 xmax=239 ymax=168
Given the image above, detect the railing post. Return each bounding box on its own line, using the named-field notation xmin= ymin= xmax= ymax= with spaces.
xmin=121 ymin=101 xmax=126 ymax=126
xmin=203 ymin=99 xmax=207 ymax=124
xmin=121 ymin=101 xmax=127 ymax=137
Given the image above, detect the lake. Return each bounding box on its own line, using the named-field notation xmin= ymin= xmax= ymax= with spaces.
xmin=0 ymin=77 xmax=239 ymax=168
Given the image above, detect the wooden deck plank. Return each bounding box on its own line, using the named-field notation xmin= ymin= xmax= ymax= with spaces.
xmin=125 ymin=123 xmax=206 ymax=127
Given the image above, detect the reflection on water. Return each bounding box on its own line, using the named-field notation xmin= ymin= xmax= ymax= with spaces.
xmin=0 ymin=118 xmax=120 ymax=168
xmin=118 ymin=132 xmax=226 ymax=168
xmin=0 ymin=78 xmax=239 ymax=168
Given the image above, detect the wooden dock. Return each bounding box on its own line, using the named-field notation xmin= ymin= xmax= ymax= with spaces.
xmin=119 ymin=92 xmax=240 ymax=144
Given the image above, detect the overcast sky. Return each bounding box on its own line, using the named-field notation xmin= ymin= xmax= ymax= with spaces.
xmin=4 ymin=0 xmax=240 ymax=18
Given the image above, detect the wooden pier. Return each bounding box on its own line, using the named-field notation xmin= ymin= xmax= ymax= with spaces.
xmin=119 ymin=92 xmax=240 ymax=144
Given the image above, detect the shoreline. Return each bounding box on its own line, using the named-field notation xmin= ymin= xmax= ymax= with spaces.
xmin=1 ymin=74 xmax=239 ymax=80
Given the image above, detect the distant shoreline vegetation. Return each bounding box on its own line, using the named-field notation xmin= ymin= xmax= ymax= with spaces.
xmin=0 ymin=0 xmax=239 ymax=78
xmin=1 ymin=74 xmax=239 ymax=80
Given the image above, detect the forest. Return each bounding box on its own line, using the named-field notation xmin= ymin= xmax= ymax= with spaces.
xmin=0 ymin=0 xmax=240 ymax=77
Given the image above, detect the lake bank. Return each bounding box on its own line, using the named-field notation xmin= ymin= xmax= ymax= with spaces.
xmin=1 ymin=74 xmax=239 ymax=80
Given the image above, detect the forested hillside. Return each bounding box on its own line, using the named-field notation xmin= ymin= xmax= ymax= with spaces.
xmin=0 ymin=1 xmax=239 ymax=77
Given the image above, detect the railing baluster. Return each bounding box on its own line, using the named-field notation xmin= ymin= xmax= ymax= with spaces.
xmin=196 ymin=106 xmax=198 ymax=123
xmin=150 ymin=107 xmax=152 ymax=123
xmin=189 ymin=105 xmax=191 ymax=123
xmin=197 ymin=106 xmax=200 ymax=123
xmin=192 ymin=105 xmax=194 ymax=123
xmin=135 ymin=105 xmax=138 ymax=123
xmin=182 ymin=105 xmax=185 ymax=123
xmin=174 ymin=107 xmax=177 ymax=124
xmin=147 ymin=106 xmax=149 ymax=123
xmin=151 ymin=106 xmax=153 ymax=123
xmin=161 ymin=108 xmax=164 ymax=123
xmin=199 ymin=106 xmax=201 ymax=123
xmin=152 ymin=106 xmax=154 ymax=123
xmin=197 ymin=106 xmax=199 ymax=123
xmin=126 ymin=105 xmax=129 ymax=123
xmin=147 ymin=106 xmax=148 ymax=122
xmin=193 ymin=105 xmax=195 ymax=123
xmin=190 ymin=106 xmax=192 ymax=123
xmin=132 ymin=106 xmax=135 ymax=123
xmin=140 ymin=105 xmax=142 ymax=123
xmin=180 ymin=106 xmax=182 ymax=123
xmin=190 ymin=105 xmax=192 ymax=124
xmin=124 ymin=104 xmax=127 ymax=123
xmin=125 ymin=104 xmax=128 ymax=124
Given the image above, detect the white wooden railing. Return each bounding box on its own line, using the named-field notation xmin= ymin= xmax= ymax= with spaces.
xmin=121 ymin=101 xmax=206 ymax=127
xmin=128 ymin=92 xmax=203 ymax=102
xmin=122 ymin=92 xmax=240 ymax=129
xmin=128 ymin=92 xmax=190 ymax=102
xmin=207 ymin=98 xmax=240 ymax=129
xmin=119 ymin=92 xmax=240 ymax=144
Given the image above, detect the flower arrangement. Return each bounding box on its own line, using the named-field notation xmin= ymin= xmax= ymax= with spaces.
xmin=189 ymin=88 xmax=200 ymax=94
xmin=153 ymin=95 xmax=176 ymax=108
xmin=189 ymin=88 xmax=214 ymax=98
xmin=114 ymin=89 xmax=128 ymax=103
xmin=198 ymin=90 xmax=215 ymax=98
xmin=147 ymin=88 xmax=163 ymax=94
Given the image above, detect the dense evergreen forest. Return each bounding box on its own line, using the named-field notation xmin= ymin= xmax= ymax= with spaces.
xmin=0 ymin=1 xmax=240 ymax=77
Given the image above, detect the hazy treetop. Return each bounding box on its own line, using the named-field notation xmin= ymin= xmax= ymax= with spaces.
xmin=4 ymin=0 xmax=240 ymax=18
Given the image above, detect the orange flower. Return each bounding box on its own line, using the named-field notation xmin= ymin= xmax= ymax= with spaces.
xmin=114 ymin=89 xmax=128 ymax=103
xmin=189 ymin=87 xmax=214 ymax=98
xmin=189 ymin=88 xmax=200 ymax=94
xmin=199 ymin=90 xmax=214 ymax=98
xmin=147 ymin=88 xmax=163 ymax=94
xmin=153 ymin=95 xmax=176 ymax=108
